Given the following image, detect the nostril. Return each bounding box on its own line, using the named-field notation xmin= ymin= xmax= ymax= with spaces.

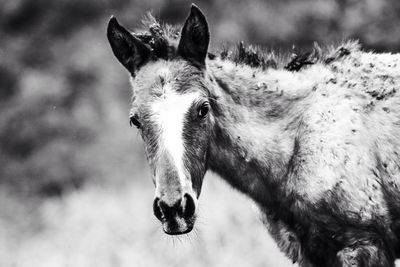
xmin=158 ymin=200 xmax=173 ymax=220
xmin=153 ymin=198 xmax=163 ymax=221
xmin=158 ymin=199 xmax=181 ymax=220
xmin=154 ymin=197 xmax=191 ymax=221
xmin=183 ymin=193 xmax=195 ymax=219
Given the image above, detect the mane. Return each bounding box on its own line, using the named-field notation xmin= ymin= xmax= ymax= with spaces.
xmin=220 ymin=40 xmax=361 ymax=71
xmin=134 ymin=14 xmax=361 ymax=72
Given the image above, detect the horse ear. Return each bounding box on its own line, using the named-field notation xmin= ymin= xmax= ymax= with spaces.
xmin=178 ymin=4 xmax=210 ymax=67
xmin=107 ymin=16 xmax=151 ymax=74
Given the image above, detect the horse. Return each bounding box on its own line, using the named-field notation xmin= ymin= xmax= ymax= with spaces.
xmin=107 ymin=4 xmax=400 ymax=266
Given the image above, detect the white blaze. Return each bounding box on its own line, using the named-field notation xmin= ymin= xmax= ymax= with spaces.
xmin=151 ymin=89 xmax=200 ymax=188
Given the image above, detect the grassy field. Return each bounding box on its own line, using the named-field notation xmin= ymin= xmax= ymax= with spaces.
xmin=0 ymin=176 xmax=294 ymax=267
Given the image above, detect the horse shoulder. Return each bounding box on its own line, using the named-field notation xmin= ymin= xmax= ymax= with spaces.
xmin=286 ymin=56 xmax=400 ymax=217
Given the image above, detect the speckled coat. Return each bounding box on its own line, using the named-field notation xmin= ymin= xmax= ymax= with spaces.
xmin=206 ymin=42 xmax=400 ymax=266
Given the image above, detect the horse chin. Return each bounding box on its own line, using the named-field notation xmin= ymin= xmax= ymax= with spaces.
xmin=162 ymin=217 xmax=195 ymax=235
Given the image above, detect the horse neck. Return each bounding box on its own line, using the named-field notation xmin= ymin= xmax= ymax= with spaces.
xmin=205 ymin=59 xmax=312 ymax=207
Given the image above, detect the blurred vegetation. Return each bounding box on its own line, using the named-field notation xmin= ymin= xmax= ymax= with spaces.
xmin=0 ymin=0 xmax=400 ymax=266
xmin=1 ymin=0 xmax=400 ymax=196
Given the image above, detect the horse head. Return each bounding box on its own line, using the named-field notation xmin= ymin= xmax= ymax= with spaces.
xmin=107 ymin=5 xmax=213 ymax=235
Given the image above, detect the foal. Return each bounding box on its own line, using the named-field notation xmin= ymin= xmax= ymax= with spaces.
xmin=107 ymin=5 xmax=400 ymax=266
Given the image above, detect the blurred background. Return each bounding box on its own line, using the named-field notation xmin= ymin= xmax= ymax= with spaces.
xmin=1 ymin=0 xmax=400 ymax=266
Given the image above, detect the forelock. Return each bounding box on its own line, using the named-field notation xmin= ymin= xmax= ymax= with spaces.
xmin=134 ymin=13 xmax=181 ymax=60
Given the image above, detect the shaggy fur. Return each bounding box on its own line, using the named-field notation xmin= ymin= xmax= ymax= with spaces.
xmin=206 ymin=46 xmax=400 ymax=266
xmin=107 ymin=6 xmax=400 ymax=266
xmin=205 ymin=45 xmax=400 ymax=266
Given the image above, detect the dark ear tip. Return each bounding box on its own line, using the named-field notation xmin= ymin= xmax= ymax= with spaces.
xmin=190 ymin=3 xmax=204 ymax=16
xmin=191 ymin=3 xmax=199 ymax=10
xmin=108 ymin=16 xmax=118 ymax=29
xmin=107 ymin=16 xmax=121 ymax=39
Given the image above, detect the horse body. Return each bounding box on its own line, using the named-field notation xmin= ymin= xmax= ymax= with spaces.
xmin=207 ymin=45 xmax=400 ymax=265
xmin=107 ymin=5 xmax=400 ymax=266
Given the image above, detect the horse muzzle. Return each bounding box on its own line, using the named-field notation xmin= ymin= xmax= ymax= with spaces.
xmin=153 ymin=193 xmax=196 ymax=235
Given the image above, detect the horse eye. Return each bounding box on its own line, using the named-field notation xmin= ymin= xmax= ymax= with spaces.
xmin=129 ymin=116 xmax=141 ymax=128
xmin=198 ymin=102 xmax=210 ymax=119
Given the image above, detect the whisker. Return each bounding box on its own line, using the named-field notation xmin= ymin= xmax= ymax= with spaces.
xmin=170 ymin=235 xmax=176 ymax=247
xmin=176 ymin=235 xmax=183 ymax=244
